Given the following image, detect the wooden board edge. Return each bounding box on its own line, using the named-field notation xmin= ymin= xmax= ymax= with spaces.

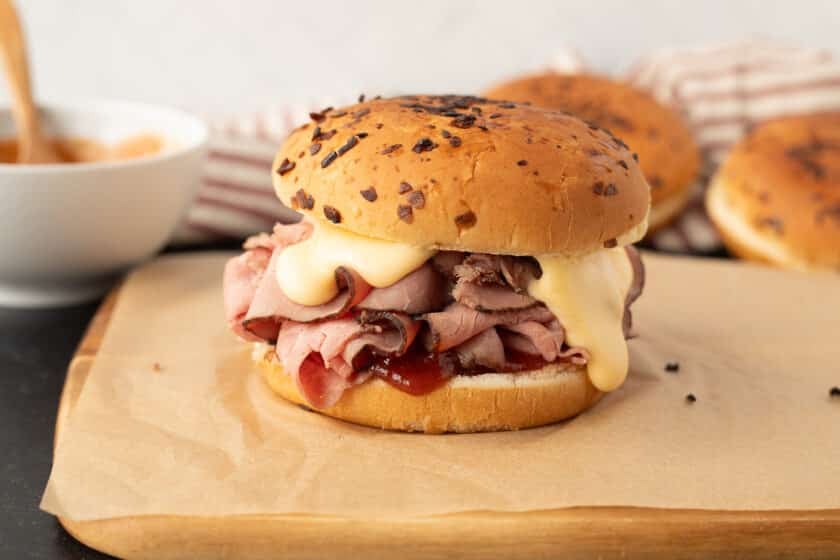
xmin=54 ymin=286 xmax=121 ymax=451
xmin=55 ymin=283 xmax=840 ymax=560
xmin=57 ymin=508 xmax=840 ymax=560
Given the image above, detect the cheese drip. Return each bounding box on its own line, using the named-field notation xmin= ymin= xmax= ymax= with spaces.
xmin=276 ymin=221 xmax=436 ymax=306
xmin=529 ymin=248 xmax=634 ymax=392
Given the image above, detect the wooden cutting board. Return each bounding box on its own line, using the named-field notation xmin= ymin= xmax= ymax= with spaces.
xmin=55 ymin=287 xmax=840 ymax=560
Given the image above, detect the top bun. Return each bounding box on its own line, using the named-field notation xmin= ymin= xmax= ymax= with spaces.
xmin=484 ymin=73 xmax=700 ymax=213
xmin=709 ymin=113 xmax=840 ymax=270
xmin=272 ymin=95 xmax=649 ymax=255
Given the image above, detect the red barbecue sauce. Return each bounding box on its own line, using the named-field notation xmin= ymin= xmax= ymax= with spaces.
xmin=366 ymin=346 xmax=550 ymax=396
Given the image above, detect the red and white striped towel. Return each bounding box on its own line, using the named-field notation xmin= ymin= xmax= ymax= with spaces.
xmin=173 ymin=40 xmax=840 ymax=254
xmin=626 ymin=39 xmax=840 ymax=253
xmin=174 ymin=99 xmax=348 ymax=244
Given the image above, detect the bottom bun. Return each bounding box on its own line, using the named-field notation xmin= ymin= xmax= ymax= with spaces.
xmin=255 ymin=347 xmax=602 ymax=433
xmin=706 ymin=177 xmax=825 ymax=271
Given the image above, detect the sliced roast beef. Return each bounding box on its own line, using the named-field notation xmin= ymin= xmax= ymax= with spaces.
xmin=423 ymin=303 xmax=556 ymax=351
xmin=276 ymin=318 xmax=362 ymax=379
xmin=224 ymin=216 xmax=646 ymax=408
xmin=500 ymin=321 xmax=564 ymax=361
xmin=223 ymin=220 xmax=314 ymax=341
xmin=453 ymin=327 xmax=507 ymax=370
xmin=263 ymin=220 xmax=313 ymax=249
xmin=452 ymin=317 xmax=589 ymax=371
xmin=297 ymin=355 xmax=356 ymax=411
xmin=240 ymin=219 xmax=313 ymax=253
xmin=356 ymin=263 xmax=447 ymax=314
xmin=274 ymin=312 xmax=421 ymax=408
xmin=344 ymin=311 xmax=421 ymax=367
xmin=223 ymin=246 xmax=272 ymax=341
xmin=275 ymin=319 xmax=367 ymax=407
xmin=450 ymin=253 xmax=540 ymax=311
xmin=451 ymin=282 xmax=537 ymax=311
xmin=243 ymin=253 xmax=372 ymax=341
xmin=556 ymin=346 xmax=590 ymax=365
xmin=500 ymin=256 xmax=540 ymax=291
xmin=452 ymin=254 xmax=537 ymax=287
xmin=431 ymin=251 xmax=465 ymax=279
xmin=241 ymin=232 xmax=273 ymax=251
xmin=622 ymin=246 xmax=645 ymax=338
xmin=454 ymin=253 xmax=503 ymax=285
xmin=498 ymin=328 xmax=589 ymax=365
xmin=498 ymin=329 xmax=539 ymax=356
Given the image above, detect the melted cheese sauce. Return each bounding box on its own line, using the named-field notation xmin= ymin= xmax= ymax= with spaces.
xmin=276 ymin=221 xmax=436 ymax=305
xmin=529 ymin=248 xmax=634 ymax=392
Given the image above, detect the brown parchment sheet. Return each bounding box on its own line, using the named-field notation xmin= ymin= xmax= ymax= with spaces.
xmin=41 ymin=252 xmax=840 ymax=521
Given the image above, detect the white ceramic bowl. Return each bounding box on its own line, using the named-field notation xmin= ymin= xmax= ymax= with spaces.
xmin=0 ymin=100 xmax=207 ymax=307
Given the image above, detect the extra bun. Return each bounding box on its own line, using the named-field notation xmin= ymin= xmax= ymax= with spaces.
xmin=707 ymin=113 xmax=840 ymax=271
xmin=255 ymin=347 xmax=602 ymax=433
xmin=273 ymin=95 xmax=649 ymax=255
xmin=484 ymin=73 xmax=700 ymax=231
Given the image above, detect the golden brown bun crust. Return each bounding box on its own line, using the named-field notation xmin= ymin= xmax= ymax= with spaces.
xmin=255 ymin=348 xmax=602 ymax=433
xmin=273 ymin=95 xmax=650 ymax=255
xmin=710 ymin=113 xmax=840 ymax=270
xmin=484 ymin=73 xmax=700 ymax=217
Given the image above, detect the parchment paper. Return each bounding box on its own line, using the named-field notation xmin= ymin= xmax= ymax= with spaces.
xmin=41 ymin=252 xmax=840 ymax=521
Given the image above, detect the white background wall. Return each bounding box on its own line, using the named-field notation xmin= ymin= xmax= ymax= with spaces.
xmin=12 ymin=0 xmax=840 ymax=115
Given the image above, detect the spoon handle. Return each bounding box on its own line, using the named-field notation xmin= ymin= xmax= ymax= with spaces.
xmin=0 ymin=0 xmax=61 ymax=163
xmin=0 ymin=0 xmax=38 ymax=136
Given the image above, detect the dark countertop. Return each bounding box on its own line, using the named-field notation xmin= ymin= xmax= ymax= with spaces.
xmin=0 ymin=300 xmax=108 ymax=559
xmin=0 ymin=242 xmax=726 ymax=559
xmin=0 ymin=243 xmax=239 ymax=559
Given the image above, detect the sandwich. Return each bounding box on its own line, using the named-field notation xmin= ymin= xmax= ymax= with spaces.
xmin=706 ymin=112 xmax=840 ymax=271
xmin=484 ymin=72 xmax=699 ymax=233
xmin=223 ymin=95 xmax=649 ymax=433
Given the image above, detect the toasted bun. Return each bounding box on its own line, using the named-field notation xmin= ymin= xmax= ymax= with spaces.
xmin=272 ymin=95 xmax=649 ymax=255
xmin=254 ymin=346 xmax=602 ymax=433
xmin=707 ymin=113 xmax=840 ymax=271
xmin=484 ymin=73 xmax=700 ymax=229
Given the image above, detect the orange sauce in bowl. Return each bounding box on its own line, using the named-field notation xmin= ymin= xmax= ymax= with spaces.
xmin=0 ymin=134 xmax=165 ymax=164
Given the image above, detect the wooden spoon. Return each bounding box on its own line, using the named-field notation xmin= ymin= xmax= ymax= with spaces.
xmin=0 ymin=0 xmax=61 ymax=163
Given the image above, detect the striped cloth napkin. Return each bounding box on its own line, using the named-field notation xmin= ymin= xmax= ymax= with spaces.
xmin=626 ymin=39 xmax=840 ymax=253
xmin=173 ymin=40 xmax=840 ymax=255
xmin=174 ymin=100 xmax=344 ymax=245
